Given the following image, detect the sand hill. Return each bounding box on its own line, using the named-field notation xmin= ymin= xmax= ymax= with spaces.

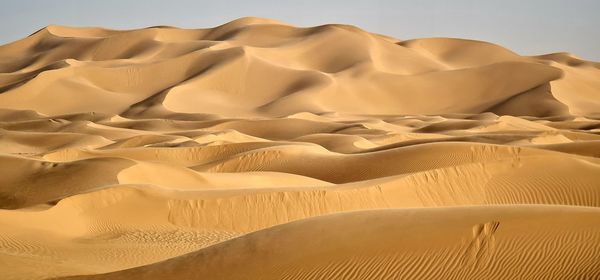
xmin=0 ymin=17 xmax=599 ymax=279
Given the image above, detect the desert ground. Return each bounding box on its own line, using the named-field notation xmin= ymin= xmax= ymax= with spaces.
xmin=0 ymin=17 xmax=599 ymax=279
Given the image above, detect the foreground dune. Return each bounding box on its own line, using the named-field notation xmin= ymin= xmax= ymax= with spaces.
xmin=57 ymin=206 xmax=600 ymax=280
xmin=0 ymin=17 xmax=599 ymax=279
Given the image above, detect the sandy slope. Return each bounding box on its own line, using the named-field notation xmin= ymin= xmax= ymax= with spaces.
xmin=57 ymin=206 xmax=600 ymax=280
xmin=0 ymin=17 xmax=599 ymax=279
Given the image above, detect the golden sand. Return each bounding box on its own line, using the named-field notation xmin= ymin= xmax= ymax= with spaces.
xmin=1 ymin=17 xmax=599 ymax=279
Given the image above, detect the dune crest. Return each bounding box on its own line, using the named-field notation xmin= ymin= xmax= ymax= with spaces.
xmin=1 ymin=17 xmax=599 ymax=280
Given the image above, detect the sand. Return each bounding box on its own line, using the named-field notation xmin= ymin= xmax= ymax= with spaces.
xmin=0 ymin=17 xmax=599 ymax=279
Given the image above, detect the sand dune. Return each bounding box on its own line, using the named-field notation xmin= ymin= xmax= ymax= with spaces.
xmin=56 ymin=206 xmax=600 ymax=280
xmin=1 ymin=17 xmax=599 ymax=279
xmin=1 ymin=17 xmax=598 ymax=117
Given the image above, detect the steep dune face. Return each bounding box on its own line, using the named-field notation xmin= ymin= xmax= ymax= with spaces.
xmin=1 ymin=17 xmax=600 ymax=280
xmin=534 ymin=53 xmax=600 ymax=117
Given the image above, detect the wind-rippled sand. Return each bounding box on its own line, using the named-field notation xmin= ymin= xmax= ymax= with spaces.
xmin=1 ymin=17 xmax=599 ymax=280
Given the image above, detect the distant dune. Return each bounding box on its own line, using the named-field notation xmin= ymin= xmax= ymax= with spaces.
xmin=0 ymin=17 xmax=599 ymax=279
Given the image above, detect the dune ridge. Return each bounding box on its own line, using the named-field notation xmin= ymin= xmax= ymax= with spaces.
xmin=0 ymin=17 xmax=599 ymax=279
xmin=1 ymin=17 xmax=599 ymax=118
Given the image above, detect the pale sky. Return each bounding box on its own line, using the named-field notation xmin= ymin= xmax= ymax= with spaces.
xmin=1 ymin=0 xmax=598 ymax=60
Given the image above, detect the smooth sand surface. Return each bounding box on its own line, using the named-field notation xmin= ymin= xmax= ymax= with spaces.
xmin=0 ymin=17 xmax=599 ymax=279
